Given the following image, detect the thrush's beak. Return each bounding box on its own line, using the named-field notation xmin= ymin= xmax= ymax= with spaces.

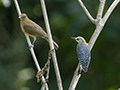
xmin=71 ymin=37 xmax=76 ymax=40
xmin=19 ymin=15 xmax=21 ymax=19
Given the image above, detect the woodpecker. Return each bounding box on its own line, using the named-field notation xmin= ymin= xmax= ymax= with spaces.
xmin=71 ymin=36 xmax=91 ymax=74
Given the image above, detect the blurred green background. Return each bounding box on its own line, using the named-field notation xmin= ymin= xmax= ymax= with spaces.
xmin=0 ymin=0 xmax=120 ymax=90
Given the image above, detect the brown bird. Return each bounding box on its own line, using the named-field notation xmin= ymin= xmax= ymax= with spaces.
xmin=19 ymin=13 xmax=59 ymax=49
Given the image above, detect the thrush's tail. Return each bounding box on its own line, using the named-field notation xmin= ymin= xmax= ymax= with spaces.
xmin=53 ymin=40 xmax=59 ymax=50
xmin=44 ymin=37 xmax=59 ymax=50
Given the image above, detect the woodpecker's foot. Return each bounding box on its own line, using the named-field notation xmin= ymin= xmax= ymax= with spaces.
xmin=78 ymin=65 xmax=83 ymax=75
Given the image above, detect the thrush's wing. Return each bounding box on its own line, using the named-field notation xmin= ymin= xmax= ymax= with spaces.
xmin=22 ymin=19 xmax=48 ymax=39
xmin=77 ymin=44 xmax=91 ymax=72
xmin=21 ymin=18 xmax=59 ymax=49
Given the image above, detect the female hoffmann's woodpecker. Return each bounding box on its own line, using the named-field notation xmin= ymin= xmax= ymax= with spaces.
xmin=19 ymin=13 xmax=59 ymax=49
xmin=71 ymin=36 xmax=91 ymax=74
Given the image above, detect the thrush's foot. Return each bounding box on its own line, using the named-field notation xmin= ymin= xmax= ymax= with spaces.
xmin=29 ymin=44 xmax=34 ymax=49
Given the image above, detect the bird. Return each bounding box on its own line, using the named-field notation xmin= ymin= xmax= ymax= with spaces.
xmin=71 ymin=36 xmax=91 ymax=74
xmin=19 ymin=13 xmax=59 ymax=49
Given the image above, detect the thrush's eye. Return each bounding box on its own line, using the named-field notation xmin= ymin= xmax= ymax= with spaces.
xmin=23 ymin=16 xmax=26 ymax=18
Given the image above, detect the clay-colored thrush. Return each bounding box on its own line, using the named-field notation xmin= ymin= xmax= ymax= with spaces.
xmin=19 ymin=13 xmax=59 ymax=49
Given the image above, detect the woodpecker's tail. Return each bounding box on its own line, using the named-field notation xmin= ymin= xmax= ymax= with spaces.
xmin=78 ymin=69 xmax=83 ymax=75
xmin=77 ymin=64 xmax=83 ymax=75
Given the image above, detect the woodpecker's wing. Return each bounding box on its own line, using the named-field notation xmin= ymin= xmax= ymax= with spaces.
xmin=77 ymin=44 xmax=91 ymax=72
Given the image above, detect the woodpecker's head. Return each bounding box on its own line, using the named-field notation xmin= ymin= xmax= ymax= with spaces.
xmin=71 ymin=36 xmax=86 ymax=44
xmin=19 ymin=13 xmax=28 ymax=21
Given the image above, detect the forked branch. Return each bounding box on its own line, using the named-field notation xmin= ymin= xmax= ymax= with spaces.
xmin=78 ymin=0 xmax=96 ymax=24
xmin=69 ymin=0 xmax=120 ymax=90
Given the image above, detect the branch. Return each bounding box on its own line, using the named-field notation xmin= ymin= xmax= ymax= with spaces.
xmin=25 ymin=35 xmax=41 ymax=71
xmin=102 ymin=0 xmax=120 ymax=25
xmin=14 ymin=0 xmax=21 ymax=16
xmin=13 ymin=0 xmax=49 ymax=90
xmin=69 ymin=0 xmax=120 ymax=90
xmin=78 ymin=0 xmax=96 ymax=24
xmin=40 ymin=0 xmax=63 ymax=90
xmin=89 ymin=0 xmax=120 ymax=50
xmin=89 ymin=24 xmax=103 ymax=50
xmin=96 ymin=0 xmax=106 ymax=20
xmin=68 ymin=63 xmax=81 ymax=90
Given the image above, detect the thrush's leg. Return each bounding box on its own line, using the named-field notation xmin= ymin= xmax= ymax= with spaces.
xmin=30 ymin=37 xmax=36 ymax=49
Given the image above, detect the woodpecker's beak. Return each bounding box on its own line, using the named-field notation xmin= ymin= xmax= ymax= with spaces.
xmin=71 ymin=37 xmax=76 ymax=40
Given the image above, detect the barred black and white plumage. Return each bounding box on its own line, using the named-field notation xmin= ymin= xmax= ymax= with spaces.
xmin=71 ymin=36 xmax=91 ymax=74
xmin=77 ymin=43 xmax=90 ymax=73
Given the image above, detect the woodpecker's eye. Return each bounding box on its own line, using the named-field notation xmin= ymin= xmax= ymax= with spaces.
xmin=76 ymin=38 xmax=79 ymax=40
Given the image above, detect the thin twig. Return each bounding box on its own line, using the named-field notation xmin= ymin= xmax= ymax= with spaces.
xmin=96 ymin=0 xmax=106 ymax=21
xmin=102 ymin=0 xmax=120 ymax=25
xmin=78 ymin=0 xmax=96 ymax=24
xmin=13 ymin=0 xmax=49 ymax=90
xmin=69 ymin=0 xmax=120 ymax=90
xmin=40 ymin=0 xmax=63 ymax=90
xmin=14 ymin=0 xmax=21 ymax=16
